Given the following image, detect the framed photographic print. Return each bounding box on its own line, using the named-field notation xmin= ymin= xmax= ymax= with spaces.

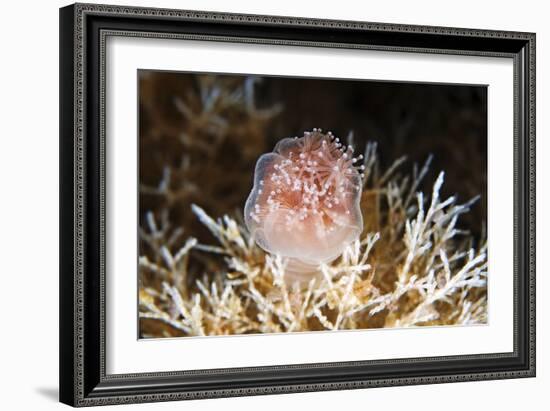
xmin=59 ymin=3 xmax=536 ymax=407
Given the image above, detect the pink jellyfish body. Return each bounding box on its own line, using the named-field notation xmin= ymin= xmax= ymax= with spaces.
xmin=245 ymin=129 xmax=364 ymax=283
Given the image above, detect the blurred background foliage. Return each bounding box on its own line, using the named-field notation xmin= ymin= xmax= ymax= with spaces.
xmin=139 ymin=71 xmax=486 ymax=245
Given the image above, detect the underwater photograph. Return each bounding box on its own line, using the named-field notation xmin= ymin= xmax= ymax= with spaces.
xmin=138 ymin=70 xmax=487 ymax=338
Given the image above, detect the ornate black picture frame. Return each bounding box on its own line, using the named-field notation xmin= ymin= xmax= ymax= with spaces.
xmin=59 ymin=3 xmax=535 ymax=407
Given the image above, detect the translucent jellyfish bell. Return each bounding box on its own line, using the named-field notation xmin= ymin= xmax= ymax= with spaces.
xmin=245 ymin=129 xmax=364 ymax=283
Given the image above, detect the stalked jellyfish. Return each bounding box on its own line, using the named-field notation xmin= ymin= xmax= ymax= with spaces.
xmin=244 ymin=129 xmax=364 ymax=283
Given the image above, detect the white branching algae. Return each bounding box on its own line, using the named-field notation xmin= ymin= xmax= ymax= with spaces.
xmin=139 ymin=140 xmax=487 ymax=336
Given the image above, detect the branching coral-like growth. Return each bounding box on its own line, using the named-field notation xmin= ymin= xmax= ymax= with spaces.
xmin=139 ymin=139 xmax=487 ymax=337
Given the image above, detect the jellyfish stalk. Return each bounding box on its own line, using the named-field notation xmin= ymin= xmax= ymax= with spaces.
xmin=245 ymin=129 xmax=364 ymax=283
